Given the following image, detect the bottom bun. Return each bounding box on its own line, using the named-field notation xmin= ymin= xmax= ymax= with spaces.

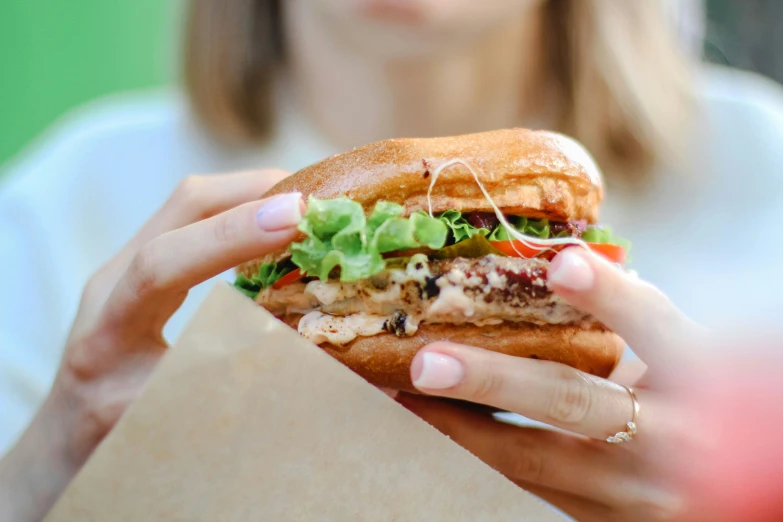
xmin=281 ymin=316 xmax=624 ymax=392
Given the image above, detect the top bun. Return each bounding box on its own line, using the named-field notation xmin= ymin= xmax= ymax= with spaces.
xmin=265 ymin=128 xmax=604 ymax=223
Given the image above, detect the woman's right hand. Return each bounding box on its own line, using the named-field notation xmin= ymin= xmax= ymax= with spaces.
xmin=0 ymin=170 xmax=304 ymax=522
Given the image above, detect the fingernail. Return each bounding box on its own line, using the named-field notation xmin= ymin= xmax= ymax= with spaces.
xmin=412 ymin=352 xmax=464 ymax=390
xmin=256 ymin=192 xmax=302 ymax=231
xmin=548 ymin=247 xmax=595 ymax=291
xmin=378 ymin=387 xmax=399 ymax=399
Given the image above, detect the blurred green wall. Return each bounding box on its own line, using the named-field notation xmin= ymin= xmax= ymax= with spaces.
xmin=0 ymin=1 xmax=183 ymax=168
xmin=2 ymin=1 xmax=781 ymax=172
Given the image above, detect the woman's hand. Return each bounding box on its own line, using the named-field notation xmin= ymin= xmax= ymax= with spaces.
xmin=398 ymin=247 xmax=711 ymax=521
xmin=0 ymin=170 xmax=303 ymax=522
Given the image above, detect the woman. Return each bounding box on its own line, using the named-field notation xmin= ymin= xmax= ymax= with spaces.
xmin=1 ymin=196 xmax=779 ymax=520
xmin=2 ymin=0 xmax=783 ymax=518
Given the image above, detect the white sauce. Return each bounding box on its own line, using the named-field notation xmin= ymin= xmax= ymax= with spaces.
xmin=403 ymin=315 xmax=421 ymax=335
xmin=304 ymin=281 xmax=342 ymax=305
xmin=369 ymin=281 xmax=401 ymax=303
xmin=429 ymin=284 xmax=477 ymax=319
xmin=404 ymin=254 xmax=432 ymax=285
xmin=261 ymin=255 xmax=594 ymax=345
xmin=298 ymin=311 xmax=388 ymax=345
xmin=298 ymin=311 xmax=420 ymax=346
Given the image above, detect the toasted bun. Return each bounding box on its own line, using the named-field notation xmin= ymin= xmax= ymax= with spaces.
xmin=242 ymin=128 xmax=603 ymax=272
xmin=267 ymin=128 xmax=602 ymax=220
xmin=280 ymin=316 xmax=623 ymax=392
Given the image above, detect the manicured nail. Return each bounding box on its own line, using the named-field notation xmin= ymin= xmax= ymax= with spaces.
xmin=256 ymin=192 xmax=302 ymax=231
xmin=378 ymin=387 xmax=399 ymax=399
xmin=412 ymin=352 xmax=464 ymax=390
xmin=548 ymin=247 xmax=595 ymax=291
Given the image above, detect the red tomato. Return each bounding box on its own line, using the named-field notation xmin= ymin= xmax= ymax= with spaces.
xmin=489 ymin=240 xmax=556 ymax=259
xmin=489 ymin=240 xmax=626 ymax=265
xmin=272 ymin=268 xmax=303 ymax=290
xmin=584 ymin=243 xmax=626 ymax=265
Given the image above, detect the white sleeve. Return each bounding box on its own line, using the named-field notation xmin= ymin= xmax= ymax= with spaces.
xmin=0 ymin=153 xmax=72 ymax=454
xmin=0 ymin=92 xmax=207 ymax=455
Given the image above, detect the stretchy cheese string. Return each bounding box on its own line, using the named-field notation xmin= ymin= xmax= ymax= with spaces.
xmin=426 ymin=158 xmax=590 ymax=257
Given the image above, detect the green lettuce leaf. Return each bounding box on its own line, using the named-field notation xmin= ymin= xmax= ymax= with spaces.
xmin=581 ymin=226 xmax=632 ymax=252
xmin=435 ymin=210 xmax=632 ymax=252
xmin=235 ymin=202 xmax=633 ymax=295
xmin=289 ymin=196 xmax=448 ymax=282
xmin=233 ymin=274 xmax=261 ymax=298
xmin=434 ymin=211 xmax=557 ymax=242
xmin=430 ymin=234 xmax=504 ymax=259
xmin=487 ymin=216 xmax=552 ymax=241
xmin=411 ymin=212 xmax=453 ymax=248
xmin=233 ymin=261 xmax=295 ymax=299
xmin=435 ymin=209 xmax=489 ymax=243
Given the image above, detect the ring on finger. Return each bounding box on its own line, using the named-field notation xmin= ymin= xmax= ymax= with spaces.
xmin=606 ymin=386 xmax=640 ymax=444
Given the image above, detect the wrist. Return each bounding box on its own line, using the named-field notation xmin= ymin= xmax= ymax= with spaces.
xmin=0 ymin=387 xmax=87 ymax=521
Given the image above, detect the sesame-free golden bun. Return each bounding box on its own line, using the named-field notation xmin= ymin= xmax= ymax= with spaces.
xmin=278 ymin=316 xmax=622 ymax=392
xmin=238 ymin=128 xmax=622 ymax=388
xmin=267 ymin=127 xmax=602 ymax=220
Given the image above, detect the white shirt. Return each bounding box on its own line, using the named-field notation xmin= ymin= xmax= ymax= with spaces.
xmin=2 ymin=65 xmax=783 ymax=454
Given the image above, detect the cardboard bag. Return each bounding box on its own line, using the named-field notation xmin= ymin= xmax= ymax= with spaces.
xmin=45 ymin=283 xmax=565 ymax=521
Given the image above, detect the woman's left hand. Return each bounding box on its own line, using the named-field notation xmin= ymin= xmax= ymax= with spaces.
xmin=398 ymin=247 xmax=709 ymax=521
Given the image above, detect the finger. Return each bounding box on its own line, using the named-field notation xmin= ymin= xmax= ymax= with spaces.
xmin=153 ymin=169 xmax=291 ymax=230
xmin=118 ymin=169 xmax=290 ymax=266
xmin=397 ymin=393 xmax=632 ymax=510
xmin=105 ymin=192 xmax=304 ymax=332
xmin=442 ymin=397 xmax=503 ymax=415
xmin=547 ymin=247 xmax=705 ymax=370
xmin=377 ymin=387 xmax=399 ymax=399
xmin=81 ymin=170 xmax=292 ymax=325
xmin=522 ymin=480 xmax=683 ymax=522
xmin=513 ymin=481 xmax=616 ymax=522
xmin=410 ymin=343 xmax=638 ymax=441
xmin=608 ymin=353 xmax=648 ymax=387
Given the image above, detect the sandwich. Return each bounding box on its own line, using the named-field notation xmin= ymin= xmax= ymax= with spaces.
xmin=235 ymin=128 xmax=629 ymax=391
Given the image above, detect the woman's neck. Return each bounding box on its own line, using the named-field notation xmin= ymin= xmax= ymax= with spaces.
xmin=285 ymin=3 xmax=546 ymax=150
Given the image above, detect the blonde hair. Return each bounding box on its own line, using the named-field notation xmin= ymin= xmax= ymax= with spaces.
xmin=184 ymin=0 xmax=696 ymax=185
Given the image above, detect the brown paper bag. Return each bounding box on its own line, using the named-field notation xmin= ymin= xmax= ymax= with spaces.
xmin=44 ymin=283 xmax=565 ymax=521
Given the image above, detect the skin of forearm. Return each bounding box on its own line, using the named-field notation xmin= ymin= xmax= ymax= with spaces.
xmin=0 ymin=395 xmax=82 ymax=522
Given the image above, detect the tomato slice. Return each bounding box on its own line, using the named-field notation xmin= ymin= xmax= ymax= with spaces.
xmin=489 ymin=240 xmax=626 ymax=265
xmin=584 ymin=243 xmax=626 ymax=265
xmin=489 ymin=240 xmax=556 ymax=259
xmin=272 ymin=268 xmax=303 ymax=290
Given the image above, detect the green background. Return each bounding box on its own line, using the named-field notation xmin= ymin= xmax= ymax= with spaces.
xmin=0 ymin=0 xmax=182 ymax=168
xmin=1 ymin=1 xmax=781 ymax=170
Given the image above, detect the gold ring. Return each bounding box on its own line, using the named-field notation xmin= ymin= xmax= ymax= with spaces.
xmin=606 ymin=386 xmax=640 ymax=444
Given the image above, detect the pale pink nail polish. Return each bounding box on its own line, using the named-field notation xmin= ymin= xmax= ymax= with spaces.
xmin=548 ymin=248 xmax=595 ymax=291
xmin=378 ymin=387 xmax=399 ymax=399
xmin=413 ymin=352 xmax=464 ymax=389
xmin=256 ymin=193 xmax=302 ymax=231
